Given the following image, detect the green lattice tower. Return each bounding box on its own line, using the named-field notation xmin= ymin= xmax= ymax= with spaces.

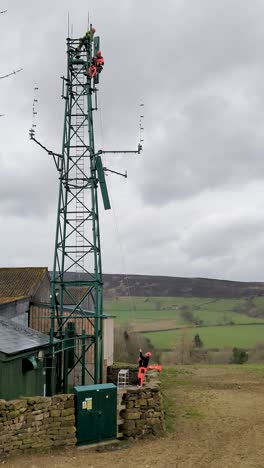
xmin=49 ymin=26 xmax=108 ymax=393
xmin=28 ymin=25 xmax=142 ymax=394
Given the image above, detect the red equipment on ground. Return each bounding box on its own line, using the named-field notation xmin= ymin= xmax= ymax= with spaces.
xmin=137 ymin=364 xmax=162 ymax=387
xmin=148 ymin=365 xmax=162 ymax=372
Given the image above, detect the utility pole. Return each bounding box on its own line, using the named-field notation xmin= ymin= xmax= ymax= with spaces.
xmin=30 ymin=25 xmax=142 ymax=394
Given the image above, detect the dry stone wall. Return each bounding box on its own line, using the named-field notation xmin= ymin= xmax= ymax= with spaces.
xmin=0 ymin=394 xmax=76 ymax=454
xmin=119 ymin=370 xmax=165 ymax=438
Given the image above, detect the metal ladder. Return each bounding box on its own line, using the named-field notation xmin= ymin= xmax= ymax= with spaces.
xmin=75 ymin=74 xmax=85 ymax=273
xmin=117 ymin=369 xmax=129 ymax=388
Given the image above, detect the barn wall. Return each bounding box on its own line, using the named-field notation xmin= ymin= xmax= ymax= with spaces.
xmin=32 ymin=272 xmax=51 ymax=303
xmin=30 ymin=306 xmax=96 ymax=385
xmin=104 ymin=317 xmax=114 ymax=366
xmin=0 ymin=298 xmax=29 ymax=326
xmin=30 ymin=306 xmax=114 ymax=384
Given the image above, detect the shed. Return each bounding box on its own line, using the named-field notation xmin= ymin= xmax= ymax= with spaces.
xmin=0 ymin=318 xmax=56 ymax=400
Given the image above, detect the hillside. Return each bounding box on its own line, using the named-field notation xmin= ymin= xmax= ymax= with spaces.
xmin=58 ymin=272 xmax=264 ymax=299
xmin=103 ymin=274 xmax=264 ymax=299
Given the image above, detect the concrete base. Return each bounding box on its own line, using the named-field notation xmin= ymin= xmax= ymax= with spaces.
xmin=77 ymin=438 xmax=120 ymax=451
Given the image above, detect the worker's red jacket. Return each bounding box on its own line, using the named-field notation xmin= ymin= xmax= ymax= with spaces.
xmin=96 ymin=57 xmax=104 ymax=66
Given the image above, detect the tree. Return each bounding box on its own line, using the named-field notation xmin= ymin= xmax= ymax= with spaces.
xmin=231 ymin=347 xmax=248 ymax=364
xmin=0 ymin=67 xmax=23 ymax=80
xmin=1 ymin=9 xmax=22 ymax=79
xmin=193 ymin=333 xmax=203 ymax=348
xmin=0 ymin=9 xmax=22 ymax=116
xmin=176 ymin=330 xmax=192 ymax=364
xmin=180 ymin=308 xmax=195 ymax=323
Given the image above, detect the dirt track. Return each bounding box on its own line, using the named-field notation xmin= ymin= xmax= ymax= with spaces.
xmin=5 ymin=366 xmax=264 ymax=468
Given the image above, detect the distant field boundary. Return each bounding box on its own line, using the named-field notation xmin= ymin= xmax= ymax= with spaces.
xmin=138 ymin=322 xmax=264 ymax=334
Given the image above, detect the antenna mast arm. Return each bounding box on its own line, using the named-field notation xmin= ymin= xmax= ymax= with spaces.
xmin=101 ymin=143 xmax=142 ymax=155
xmin=29 ymin=131 xmax=63 ymax=171
xmin=103 ymin=167 xmax=127 ymax=178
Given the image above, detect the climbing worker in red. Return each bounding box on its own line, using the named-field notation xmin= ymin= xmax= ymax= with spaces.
xmin=137 ymin=348 xmax=152 ymax=387
xmin=88 ymin=50 xmax=104 ymax=79
xmin=88 ymin=63 xmax=97 ymax=78
xmin=95 ymin=50 xmax=104 ymax=73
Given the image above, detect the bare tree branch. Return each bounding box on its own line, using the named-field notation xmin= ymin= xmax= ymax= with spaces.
xmin=0 ymin=67 xmax=23 ymax=80
xmin=0 ymin=10 xmax=22 ymax=116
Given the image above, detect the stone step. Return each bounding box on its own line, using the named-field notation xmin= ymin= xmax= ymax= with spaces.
xmin=117 ymin=404 xmax=126 ymax=411
xmin=117 ymin=388 xmax=127 ymax=396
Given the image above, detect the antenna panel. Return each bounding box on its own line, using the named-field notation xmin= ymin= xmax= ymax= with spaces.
xmin=96 ymin=156 xmax=111 ymax=210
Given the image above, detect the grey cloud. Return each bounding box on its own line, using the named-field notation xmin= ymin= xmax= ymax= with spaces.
xmin=180 ymin=213 xmax=264 ymax=261
xmin=0 ymin=146 xmax=57 ymax=217
xmin=138 ymin=87 xmax=264 ymax=205
xmin=1 ymin=0 xmax=264 ymax=283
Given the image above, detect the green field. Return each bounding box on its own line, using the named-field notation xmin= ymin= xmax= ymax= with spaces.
xmin=106 ymin=296 xmax=264 ymax=351
xmin=104 ymin=296 xmax=264 ymax=326
xmin=142 ymin=324 xmax=264 ymax=349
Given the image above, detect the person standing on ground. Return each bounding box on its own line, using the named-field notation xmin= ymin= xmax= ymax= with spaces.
xmin=137 ymin=348 xmax=152 ymax=386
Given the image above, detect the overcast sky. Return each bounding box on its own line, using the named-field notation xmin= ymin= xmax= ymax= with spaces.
xmin=1 ymin=0 xmax=264 ymax=281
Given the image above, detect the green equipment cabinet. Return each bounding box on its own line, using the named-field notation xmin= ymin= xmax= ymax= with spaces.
xmin=73 ymin=383 xmax=117 ymax=445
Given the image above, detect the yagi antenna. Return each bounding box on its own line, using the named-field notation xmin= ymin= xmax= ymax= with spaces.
xmin=29 ymin=85 xmax=39 ymax=139
xmin=139 ymin=101 xmax=144 ymax=144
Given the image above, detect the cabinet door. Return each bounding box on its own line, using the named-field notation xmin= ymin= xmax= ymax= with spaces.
xmin=99 ymin=388 xmax=117 ymax=439
xmin=76 ymin=391 xmax=98 ymax=443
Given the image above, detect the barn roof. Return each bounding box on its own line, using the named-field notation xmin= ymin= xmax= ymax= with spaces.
xmin=0 ymin=317 xmax=54 ymax=355
xmin=0 ymin=267 xmax=48 ymax=305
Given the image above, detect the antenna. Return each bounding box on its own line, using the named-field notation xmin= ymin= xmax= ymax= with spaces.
xmin=67 ymin=11 xmax=70 ymax=37
xmin=0 ymin=68 xmax=23 ymax=80
xmin=29 ymin=85 xmax=38 ymax=139
xmin=139 ymin=101 xmax=144 ymax=145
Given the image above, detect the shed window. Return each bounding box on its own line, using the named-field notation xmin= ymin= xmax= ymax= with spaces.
xmin=22 ymin=356 xmax=38 ymax=373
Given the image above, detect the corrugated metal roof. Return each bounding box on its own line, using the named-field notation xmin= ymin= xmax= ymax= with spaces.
xmin=0 ymin=317 xmax=52 ymax=355
xmin=0 ymin=267 xmax=48 ymax=303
